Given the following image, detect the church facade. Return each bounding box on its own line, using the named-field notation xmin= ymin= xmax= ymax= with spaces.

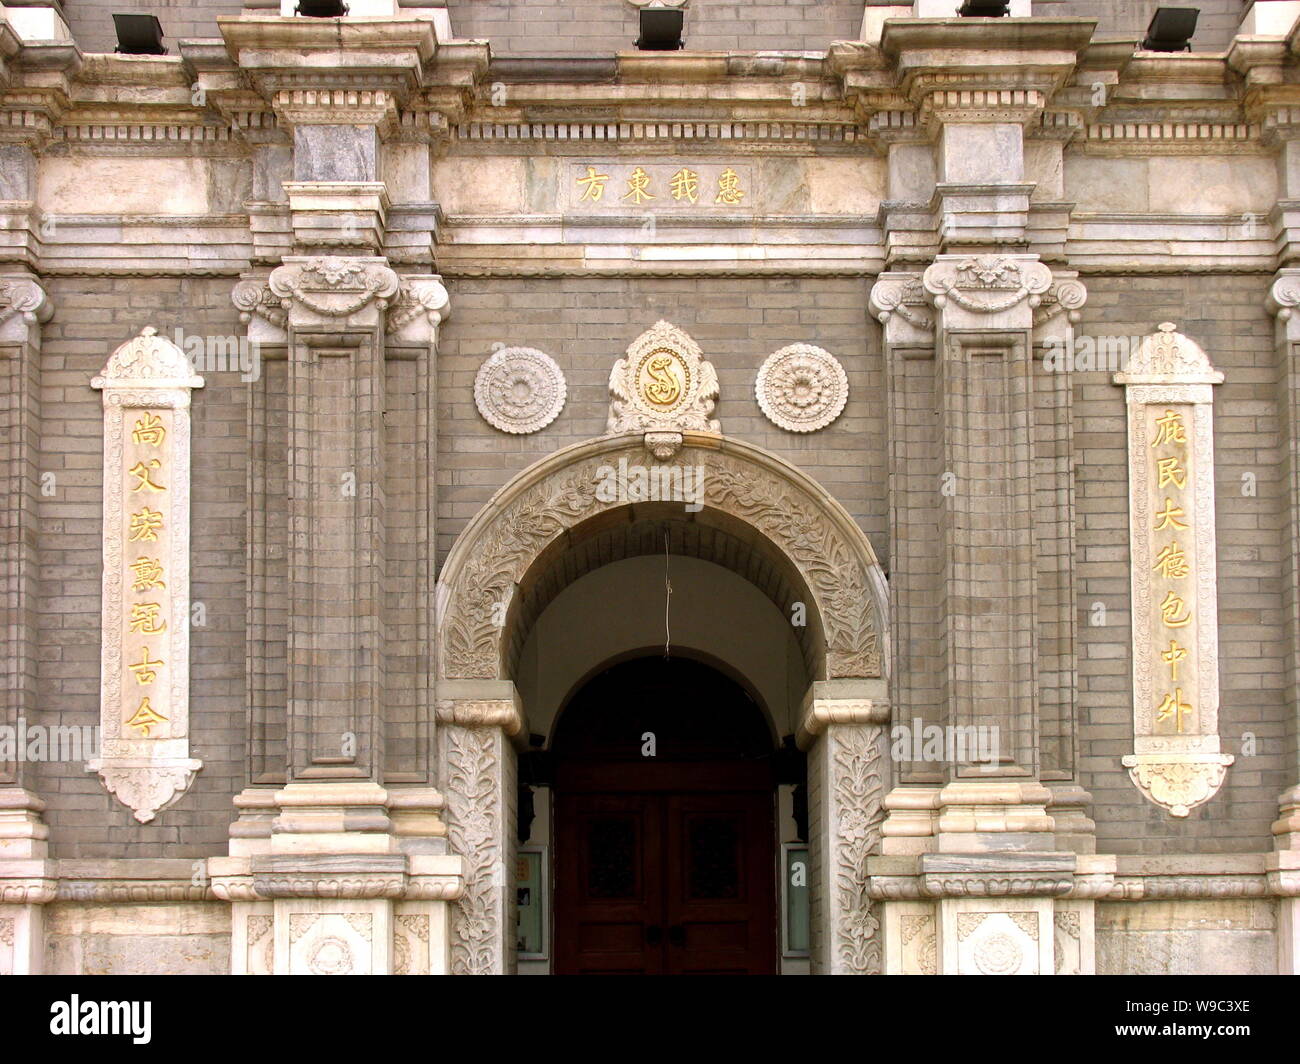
xmin=1 ymin=0 xmax=1298 ymax=975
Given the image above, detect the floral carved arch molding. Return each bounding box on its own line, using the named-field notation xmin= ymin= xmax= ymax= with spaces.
xmin=437 ymin=433 xmax=889 ymax=681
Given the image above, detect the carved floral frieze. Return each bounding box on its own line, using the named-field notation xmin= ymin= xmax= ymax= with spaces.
xmin=438 ymin=438 xmax=885 ymax=681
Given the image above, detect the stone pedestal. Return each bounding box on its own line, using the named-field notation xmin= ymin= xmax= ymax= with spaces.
xmin=0 ymin=789 xmax=55 ymax=974
xmin=213 ymin=782 xmax=463 ymax=974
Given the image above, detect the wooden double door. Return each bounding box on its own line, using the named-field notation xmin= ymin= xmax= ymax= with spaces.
xmin=554 ymin=787 xmax=776 ymax=975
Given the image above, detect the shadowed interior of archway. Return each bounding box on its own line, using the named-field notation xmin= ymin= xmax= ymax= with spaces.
xmin=551 ymin=656 xmax=776 ymax=762
xmin=503 ymin=503 xmax=828 ymax=685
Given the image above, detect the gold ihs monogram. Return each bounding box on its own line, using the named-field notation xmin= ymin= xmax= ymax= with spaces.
xmin=641 ymin=352 xmax=682 ymax=407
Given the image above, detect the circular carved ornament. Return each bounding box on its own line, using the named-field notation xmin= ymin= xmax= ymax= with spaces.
xmin=754 ymin=343 xmax=848 ymax=433
xmin=972 ymin=931 xmax=1022 ymax=975
xmin=474 ymin=347 xmax=566 ymax=435
xmin=307 ymin=936 xmax=355 ymax=975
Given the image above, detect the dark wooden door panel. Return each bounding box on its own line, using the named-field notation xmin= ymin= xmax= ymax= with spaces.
xmin=555 ymin=789 xmax=775 ymax=975
xmin=664 ymin=793 xmax=776 ymax=975
xmin=554 ymin=793 xmax=664 ymax=974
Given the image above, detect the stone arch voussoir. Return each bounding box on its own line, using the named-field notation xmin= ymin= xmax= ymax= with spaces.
xmin=437 ymin=432 xmax=889 ymax=682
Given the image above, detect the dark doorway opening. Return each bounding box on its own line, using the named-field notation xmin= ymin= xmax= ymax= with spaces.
xmin=552 ymin=656 xmax=778 ymax=975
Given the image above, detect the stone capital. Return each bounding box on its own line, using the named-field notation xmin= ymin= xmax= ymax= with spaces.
xmin=922 ymin=253 xmax=1053 ymax=331
xmin=0 ymin=275 xmax=51 ymax=345
xmin=267 ymin=255 xmax=401 ymax=335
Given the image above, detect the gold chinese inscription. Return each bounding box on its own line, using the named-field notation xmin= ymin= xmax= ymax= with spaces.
xmin=1149 ymin=408 xmax=1196 ymax=734
xmin=624 ymin=166 xmax=654 ymax=205
xmin=669 ymin=167 xmax=699 ymax=204
xmin=125 ymin=697 xmax=168 ymax=737
xmin=128 ymin=647 xmax=164 ymax=685
xmin=573 ymin=164 xmax=747 ymax=209
xmin=577 ymin=165 xmax=609 ymax=202
xmin=122 ymin=409 xmax=171 ymax=738
xmin=132 ymin=412 xmax=166 ymax=446
xmin=715 ymin=167 xmax=744 ymax=205
xmin=636 ymin=348 xmax=688 ymax=409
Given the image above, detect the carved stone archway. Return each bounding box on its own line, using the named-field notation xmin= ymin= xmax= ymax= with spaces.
xmin=434 ymin=432 xmax=891 ymax=974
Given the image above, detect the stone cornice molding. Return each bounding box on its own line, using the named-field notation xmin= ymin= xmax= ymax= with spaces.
xmin=214 ymin=17 xmax=486 ymax=132
xmin=0 ymin=40 xmax=79 ymax=147
xmin=1227 ymin=37 xmax=1289 ymax=89
xmin=209 ymin=853 xmax=465 ymax=903
xmin=867 ymin=853 xmax=1077 ymax=900
xmin=0 ymin=867 xmax=58 ymax=905
xmin=879 ymin=18 xmax=1095 ymax=123
xmin=868 ymin=852 xmax=1300 ymax=901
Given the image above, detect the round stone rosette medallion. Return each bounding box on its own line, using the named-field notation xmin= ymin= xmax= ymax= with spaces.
xmin=972 ymin=932 xmax=1022 ymax=976
xmin=754 ymin=343 xmax=848 ymax=433
xmin=474 ymin=346 xmax=566 ymax=434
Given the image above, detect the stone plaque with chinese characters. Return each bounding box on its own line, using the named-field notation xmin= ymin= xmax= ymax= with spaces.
xmin=567 ymin=163 xmax=752 ymax=212
xmin=89 ymin=327 xmax=204 ymax=822
xmin=1114 ymin=323 xmax=1232 ymax=816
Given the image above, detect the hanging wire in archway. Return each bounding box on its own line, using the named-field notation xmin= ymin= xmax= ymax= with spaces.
xmin=663 ymin=529 xmax=672 ymax=660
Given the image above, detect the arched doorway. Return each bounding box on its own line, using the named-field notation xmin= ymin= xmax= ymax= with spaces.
xmin=551 ymin=656 xmax=778 ymax=975
xmin=435 ymin=432 xmax=891 ymax=975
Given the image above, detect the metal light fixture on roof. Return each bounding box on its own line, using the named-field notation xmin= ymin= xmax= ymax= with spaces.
xmin=1142 ymin=7 xmax=1199 ymax=52
xmin=957 ymin=1 xmax=1011 ymax=15
xmin=296 ymin=0 xmax=349 ymax=16
xmin=636 ymin=5 xmax=684 ymax=51
xmin=112 ymin=13 xmax=166 ymax=55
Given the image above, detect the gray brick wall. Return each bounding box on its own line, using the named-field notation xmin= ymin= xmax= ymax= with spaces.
xmin=56 ymin=0 xmax=1254 ymax=57
xmin=1040 ymin=0 xmax=1248 ymax=51
xmin=446 ymin=0 xmax=866 ymax=56
xmin=30 ymin=268 xmax=1288 ymax=861
xmin=433 ymin=275 xmax=888 ymax=569
xmin=1074 ymin=273 xmax=1289 ymax=854
xmin=63 ymin=0 xmax=243 ymax=55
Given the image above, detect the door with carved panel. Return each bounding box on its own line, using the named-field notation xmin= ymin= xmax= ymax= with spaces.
xmin=552 ymin=657 xmax=778 ymax=975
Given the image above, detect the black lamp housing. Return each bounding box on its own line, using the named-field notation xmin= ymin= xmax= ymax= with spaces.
xmin=1142 ymin=7 xmax=1199 ymax=52
xmin=636 ymin=7 xmax=684 ymax=51
xmin=958 ymin=1 xmax=1011 ymax=15
xmin=112 ymin=13 xmax=166 ymax=56
xmin=296 ymin=0 xmax=349 ymax=16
